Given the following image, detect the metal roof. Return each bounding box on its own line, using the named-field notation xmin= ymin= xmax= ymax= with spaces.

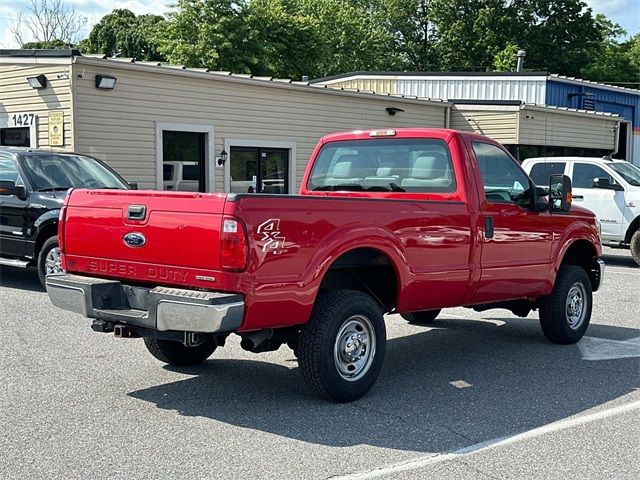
xmin=0 ymin=50 xmax=449 ymax=106
xmin=313 ymin=71 xmax=640 ymax=96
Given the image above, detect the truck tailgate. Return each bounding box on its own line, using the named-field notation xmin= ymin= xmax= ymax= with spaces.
xmin=62 ymin=190 xmax=227 ymax=281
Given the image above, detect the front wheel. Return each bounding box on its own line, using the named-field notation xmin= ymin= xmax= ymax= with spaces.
xmin=630 ymin=230 xmax=640 ymax=267
xmin=144 ymin=337 xmax=217 ymax=366
xmin=298 ymin=290 xmax=386 ymax=402
xmin=539 ymin=265 xmax=592 ymax=344
xmin=38 ymin=236 xmax=62 ymax=288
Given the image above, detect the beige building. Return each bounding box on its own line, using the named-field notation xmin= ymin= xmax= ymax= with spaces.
xmin=0 ymin=50 xmax=449 ymax=193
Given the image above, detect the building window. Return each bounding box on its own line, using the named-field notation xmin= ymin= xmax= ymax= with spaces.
xmin=229 ymin=147 xmax=289 ymax=194
xmin=0 ymin=127 xmax=31 ymax=147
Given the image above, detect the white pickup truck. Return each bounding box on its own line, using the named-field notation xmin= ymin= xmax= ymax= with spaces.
xmin=522 ymin=156 xmax=640 ymax=265
xmin=162 ymin=161 xmax=199 ymax=192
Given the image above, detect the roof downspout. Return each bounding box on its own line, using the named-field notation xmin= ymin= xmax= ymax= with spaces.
xmin=445 ymin=106 xmax=451 ymax=128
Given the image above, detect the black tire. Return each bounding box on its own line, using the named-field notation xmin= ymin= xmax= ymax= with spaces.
xmin=37 ymin=236 xmax=61 ymax=288
xmin=401 ymin=309 xmax=441 ymax=324
xmin=298 ymin=289 xmax=386 ymax=403
xmin=630 ymin=230 xmax=640 ymax=267
xmin=143 ymin=337 xmax=217 ymax=366
xmin=539 ymin=265 xmax=592 ymax=344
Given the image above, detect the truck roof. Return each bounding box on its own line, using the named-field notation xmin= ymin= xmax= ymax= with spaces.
xmin=319 ymin=128 xmax=463 ymax=144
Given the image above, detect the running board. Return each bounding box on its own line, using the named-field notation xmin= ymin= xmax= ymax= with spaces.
xmin=0 ymin=258 xmax=30 ymax=268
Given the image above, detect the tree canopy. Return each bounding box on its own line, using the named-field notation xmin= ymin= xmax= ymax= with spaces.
xmin=25 ymin=0 xmax=639 ymax=87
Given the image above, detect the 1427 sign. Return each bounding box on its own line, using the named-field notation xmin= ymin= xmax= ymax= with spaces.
xmin=10 ymin=112 xmax=36 ymax=127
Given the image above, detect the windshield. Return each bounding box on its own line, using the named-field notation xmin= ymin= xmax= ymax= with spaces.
xmin=20 ymin=153 xmax=128 ymax=191
xmin=307 ymin=138 xmax=456 ymax=193
xmin=610 ymin=162 xmax=640 ymax=187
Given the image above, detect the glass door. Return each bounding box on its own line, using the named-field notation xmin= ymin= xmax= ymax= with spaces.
xmin=230 ymin=147 xmax=289 ymax=194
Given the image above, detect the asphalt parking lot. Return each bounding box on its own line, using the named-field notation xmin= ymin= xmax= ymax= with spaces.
xmin=1 ymin=246 xmax=639 ymax=480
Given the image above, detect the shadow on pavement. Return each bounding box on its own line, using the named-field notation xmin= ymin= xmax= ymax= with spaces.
xmin=601 ymin=253 xmax=638 ymax=269
xmin=128 ymin=317 xmax=640 ymax=453
xmin=0 ymin=266 xmax=43 ymax=292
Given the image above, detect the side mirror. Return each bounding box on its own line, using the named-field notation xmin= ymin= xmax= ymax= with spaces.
xmin=549 ymin=174 xmax=572 ymax=212
xmin=128 ymin=181 xmax=138 ymax=190
xmin=0 ymin=180 xmax=27 ymax=200
xmin=534 ymin=186 xmax=549 ymax=211
xmin=592 ymin=177 xmax=623 ymax=191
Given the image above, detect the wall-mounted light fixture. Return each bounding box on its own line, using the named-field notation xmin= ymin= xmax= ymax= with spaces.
xmin=217 ymin=149 xmax=228 ymax=166
xmin=386 ymin=107 xmax=405 ymax=116
xmin=26 ymin=74 xmax=47 ymax=89
xmin=95 ymin=74 xmax=117 ymax=90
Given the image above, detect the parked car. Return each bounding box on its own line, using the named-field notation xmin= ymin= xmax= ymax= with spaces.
xmin=46 ymin=129 xmax=603 ymax=402
xmin=163 ymin=161 xmax=199 ymax=192
xmin=0 ymin=147 xmax=132 ymax=286
xmin=522 ymin=156 xmax=640 ymax=266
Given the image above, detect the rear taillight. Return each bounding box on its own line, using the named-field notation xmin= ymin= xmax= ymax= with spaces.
xmin=58 ymin=206 xmax=67 ymax=269
xmin=220 ymin=216 xmax=248 ymax=271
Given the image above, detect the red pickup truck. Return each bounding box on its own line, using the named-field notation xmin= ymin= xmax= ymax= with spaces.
xmin=47 ymin=128 xmax=604 ymax=402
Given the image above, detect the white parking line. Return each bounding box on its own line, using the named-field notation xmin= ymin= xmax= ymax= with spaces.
xmin=333 ymin=399 xmax=640 ymax=480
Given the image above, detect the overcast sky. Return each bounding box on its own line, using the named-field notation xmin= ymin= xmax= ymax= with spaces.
xmin=0 ymin=0 xmax=638 ymax=50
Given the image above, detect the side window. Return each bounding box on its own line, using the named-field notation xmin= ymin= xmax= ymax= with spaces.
xmin=472 ymin=142 xmax=532 ymax=207
xmin=0 ymin=155 xmax=22 ymax=184
xmin=572 ymin=163 xmax=615 ymax=189
xmin=529 ymin=162 xmax=566 ymax=186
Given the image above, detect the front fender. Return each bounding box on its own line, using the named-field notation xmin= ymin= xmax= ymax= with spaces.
xmin=33 ymin=208 xmax=60 ymax=230
xmin=546 ymin=218 xmax=601 ymax=294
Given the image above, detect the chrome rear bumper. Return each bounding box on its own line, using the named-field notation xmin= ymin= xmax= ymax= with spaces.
xmin=46 ymin=273 xmax=244 ymax=333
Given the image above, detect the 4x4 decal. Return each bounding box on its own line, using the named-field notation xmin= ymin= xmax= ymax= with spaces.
xmin=257 ymin=218 xmax=286 ymax=254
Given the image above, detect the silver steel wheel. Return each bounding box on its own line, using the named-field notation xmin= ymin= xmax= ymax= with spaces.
xmin=45 ymin=247 xmax=63 ymax=276
xmin=565 ymin=282 xmax=587 ymax=330
xmin=333 ymin=315 xmax=376 ymax=382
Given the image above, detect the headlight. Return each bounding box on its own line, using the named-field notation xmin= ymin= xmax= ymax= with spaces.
xmin=596 ymin=219 xmax=602 ymax=243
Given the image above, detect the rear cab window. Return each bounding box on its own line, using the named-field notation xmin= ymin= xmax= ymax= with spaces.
xmin=307 ymin=138 xmax=456 ymax=194
xmin=529 ymin=162 xmax=566 ymax=186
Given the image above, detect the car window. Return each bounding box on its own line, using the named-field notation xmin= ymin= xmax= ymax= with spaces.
xmin=307 ymin=138 xmax=456 ymax=193
xmin=472 ymin=142 xmax=532 ymax=207
xmin=609 ymin=162 xmax=640 ymax=187
xmin=0 ymin=155 xmax=23 ymax=185
xmin=529 ymin=162 xmax=566 ymax=186
xmin=572 ymin=163 xmax=616 ymax=189
xmin=21 ymin=154 xmax=128 ymax=191
xmin=182 ymin=164 xmax=200 ymax=181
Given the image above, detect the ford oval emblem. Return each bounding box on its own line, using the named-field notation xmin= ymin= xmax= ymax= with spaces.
xmin=123 ymin=232 xmax=146 ymax=248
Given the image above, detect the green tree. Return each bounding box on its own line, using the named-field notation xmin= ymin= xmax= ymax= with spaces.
xmin=82 ymin=9 xmax=165 ymax=61
xmin=21 ymin=39 xmax=75 ymax=49
xmin=158 ymin=0 xmax=262 ymax=74
xmin=509 ymin=0 xmax=604 ymax=76
xmin=245 ymin=0 xmax=324 ymax=78
xmin=493 ymin=43 xmax=520 ymax=71
xmin=298 ymin=0 xmax=400 ymax=75
xmin=371 ymin=0 xmax=435 ymax=70
xmin=428 ymin=0 xmax=514 ymax=71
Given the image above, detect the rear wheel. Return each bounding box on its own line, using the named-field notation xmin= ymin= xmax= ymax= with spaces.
xmin=143 ymin=337 xmax=217 ymax=366
xmin=401 ymin=309 xmax=441 ymax=324
xmin=38 ymin=236 xmax=62 ymax=288
xmin=630 ymin=230 xmax=640 ymax=267
xmin=539 ymin=265 xmax=592 ymax=344
xmin=298 ymin=290 xmax=386 ymax=402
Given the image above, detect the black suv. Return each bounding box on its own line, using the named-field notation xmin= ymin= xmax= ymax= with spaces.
xmin=0 ymin=147 xmax=133 ymax=287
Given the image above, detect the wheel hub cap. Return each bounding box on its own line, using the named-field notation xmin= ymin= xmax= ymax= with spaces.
xmin=334 ymin=315 xmax=376 ymax=382
xmin=565 ymin=282 xmax=587 ymax=330
xmin=45 ymin=247 xmax=63 ymax=276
